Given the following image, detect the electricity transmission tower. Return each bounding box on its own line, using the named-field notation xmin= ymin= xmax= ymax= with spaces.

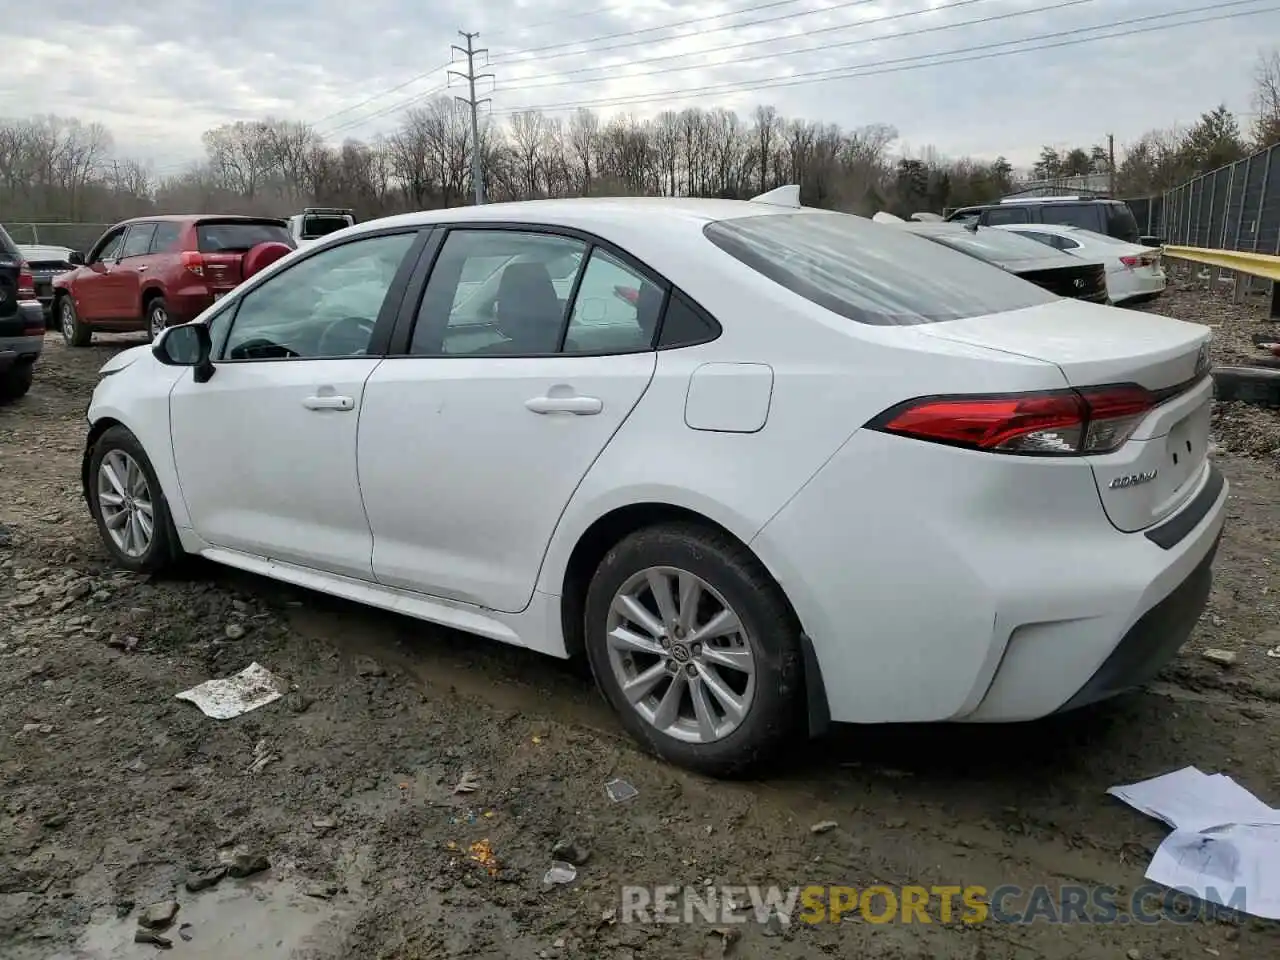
xmin=450 ymin=31 xmax=493 ymax=205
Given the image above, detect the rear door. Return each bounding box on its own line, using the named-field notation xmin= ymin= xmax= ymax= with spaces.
xmin=358 ymin=227 xmax=660 ymax=613
xmin=0 ymin=225 xmax=21 ymax=325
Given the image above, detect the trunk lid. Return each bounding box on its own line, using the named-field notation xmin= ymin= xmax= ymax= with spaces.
xmin=195 ymin=218 xmax=293 ymax=294
xmin=918 ymin=299 xmax=1214 ymax=532
xmin=1015 ymin=261 xmax=1109 ymax=303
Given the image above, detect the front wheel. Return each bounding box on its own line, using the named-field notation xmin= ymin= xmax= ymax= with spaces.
xmin=584 ymin=522 xmax=806 ymax=778
xmin=87 ymin=426 xmax=183 ymax=574
xmin=145 ymin=296 xmax=170 ymax=342
xmin=58 ymin=296 xmax=91 ymax=347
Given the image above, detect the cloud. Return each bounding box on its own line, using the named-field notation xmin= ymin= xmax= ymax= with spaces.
xmin=11 ymin=0 xmax=1278 ymax=172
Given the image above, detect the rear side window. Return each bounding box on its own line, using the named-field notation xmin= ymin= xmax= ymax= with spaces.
xmin=704 ymin=213 xmax=1057 ymax=326
xmin=300 ymin=215 xmax=350 ymax=239
xmin=658 ymin=292 xmax=719 ymax=347
xmin=1040 ymin=204 xmax=1102 ymax=232
xmin=120 ymin=224 xmax=156 ymax=258
xmin=1105 ymin=203 xmax=1141 ymax=243
xmin=150 ymin=222 xmax=182 ymax=253
xmin=0 ymin=224 xmax=18 ymax=258
xmin=197 ymin=220 xmax=292 ymax=253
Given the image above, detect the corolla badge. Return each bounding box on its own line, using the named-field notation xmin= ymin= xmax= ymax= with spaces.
xmin=1109 ymin=470 xmax=1157 ymax=490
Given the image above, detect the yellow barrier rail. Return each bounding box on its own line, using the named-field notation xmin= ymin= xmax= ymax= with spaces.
xmin=1161 ymin=245 xmax=1280 ymax=282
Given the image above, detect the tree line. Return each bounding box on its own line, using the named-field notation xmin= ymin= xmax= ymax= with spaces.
xmin=2 ymin=49 xmax=1278 ymax=235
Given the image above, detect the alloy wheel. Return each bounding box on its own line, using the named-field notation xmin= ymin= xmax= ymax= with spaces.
xmin=605 ymin=566 xmax=756 ymax=744
xmin=61 ymin=300 xmax=75 ymax=340
xmin=97 ymin=450 xmax=155 ymax=558
xmin=149 ymin=304 xmax=167 ymax=339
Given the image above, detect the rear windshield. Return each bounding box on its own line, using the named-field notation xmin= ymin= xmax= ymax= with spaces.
xmin=300 ymin=215 xmax=350 ymax=239
xmin=910 ymin=225 xmax=1067 ymax=264
xmin=197 ymin=220 xmax=292 ymax=253
xmin=703 ymin=212 xmax=1057 ymax=326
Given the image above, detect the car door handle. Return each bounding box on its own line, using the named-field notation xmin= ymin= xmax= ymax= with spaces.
xmin=303 ymin=395 xmax=355 ymax=411
xmin=525 ymin=395 xmax=603 ymax=415
xmin=136 ymin=265 xmax=147 ymax=271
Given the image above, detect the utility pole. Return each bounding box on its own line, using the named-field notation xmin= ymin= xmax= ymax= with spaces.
xmin=1107 ymin=133 xmax=1116 ymax=196
xmin=450 ymin=31 xmax=493 ymax=205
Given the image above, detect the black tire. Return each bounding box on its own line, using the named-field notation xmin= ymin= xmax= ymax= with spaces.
xmin=1250 ymin=331 xmax=1280 ymax=348
xmin=0 ymin=362 xmax=34 ymax=402
xmin=145 ymin=296 xmax=170 ymax=343
xmin=87 ymin=425 xmax=183 ymax=574
xmin=57 ymin=295 xmax=91 ymax=347
xmin=1211 ymin=365 xmax=1280 ymax=408
xmin=583 ymin=522 xmax=805 ymax=778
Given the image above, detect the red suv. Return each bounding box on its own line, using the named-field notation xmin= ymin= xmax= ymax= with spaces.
xmin=52 ymin=215 xmax=294 ymax=346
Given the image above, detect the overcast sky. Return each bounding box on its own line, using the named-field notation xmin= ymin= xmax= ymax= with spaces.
xmin=13 ymin=0 xmax=1278 ymax=175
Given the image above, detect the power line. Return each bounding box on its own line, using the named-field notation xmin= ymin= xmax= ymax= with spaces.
xmin=490 ymin=0 xmax=1278 ymax=116
xmin=481 ymin=0 xmax=777 ymax=44
xmin=487 ymin=0 xmax=884 ymax=65
xmin=319 ymin=83 xmax=450 ymax=138
xmin=309 ymin=61 xmax=452 ymax=128
xmin=499 ymin=0 xmax=1097 ymax=92
xmin=317 ymin=0 xmax=1000 ymax=140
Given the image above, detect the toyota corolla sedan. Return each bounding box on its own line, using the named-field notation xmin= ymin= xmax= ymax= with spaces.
xmin=81 ymin=189 xmax=1226 ymax=776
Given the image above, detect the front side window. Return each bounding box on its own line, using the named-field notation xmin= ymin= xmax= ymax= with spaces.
xmin=704 ymin=213 xmax=1057 ymax=326
xmin=221 ymin=231 xmax=416 ymax=361
xmin=412 ymin=230 xmax=588 ymax=356
xmin=1041 ymin=204 xmax=1102 ymax=232
xmin=983 ymin=207 xmax=1030 ymax=225
xmin=92 ymin=229 xmax=126 ymax=263
xmin=120 ymin=225 xmax=156 ymax=259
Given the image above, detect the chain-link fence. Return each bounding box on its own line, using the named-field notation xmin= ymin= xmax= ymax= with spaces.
xmin=1153 ymin=143 xmax=1280 ymax=253
xmin=2 ymin=222 xmax=109 ymax=252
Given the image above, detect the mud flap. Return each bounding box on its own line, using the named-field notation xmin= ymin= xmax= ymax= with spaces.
xmin=800 ymin=632 xmax=831 ymax=738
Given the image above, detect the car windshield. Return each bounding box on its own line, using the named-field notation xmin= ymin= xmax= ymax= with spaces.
xmin=197 ymin=221 xmax=292 ymax=253
xmin=703 ymin=212 xmax=1057 ymax=326
xmin=909 ymin=225 xmax=1065 ymax=264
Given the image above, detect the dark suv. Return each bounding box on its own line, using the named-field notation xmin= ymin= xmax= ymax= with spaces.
xmin=0 ymin=223 xmax=46 ymax=401
xmin=945 ymin=198 xmax=1142 ymax=244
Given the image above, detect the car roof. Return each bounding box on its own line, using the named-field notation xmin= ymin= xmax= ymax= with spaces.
xmin=358 ymin=196 xmax=808 ymax=235
xmin=113 ymin=214 xmax=288 ymax=226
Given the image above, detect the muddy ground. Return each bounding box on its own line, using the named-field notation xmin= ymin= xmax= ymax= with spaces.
xmin=2 ymin=282 xmax=1280 ymax=960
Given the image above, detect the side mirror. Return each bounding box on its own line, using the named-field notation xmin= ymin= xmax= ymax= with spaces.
xmin=68 ymin=251 xmax=85 ymax=266
xmin=153 ymin=323 xmax=215 ymax=383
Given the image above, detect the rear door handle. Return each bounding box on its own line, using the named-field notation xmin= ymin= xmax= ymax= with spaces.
xmin=136 ymin=265 xmax=147 ymax=272
xmin=303 ymin=395 xmax=354 ymax=411
xmin=525 ymin=395 xmax=603 ymax=415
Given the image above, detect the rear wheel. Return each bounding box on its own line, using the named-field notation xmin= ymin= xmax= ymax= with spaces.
xmin=0 ymin=362 xmax=34 ymax=402
xmin=584 ymin=522 xmax=805 ymax=778
xmin=58 ymin=296 xmax=91 ymax=347
xmin=87 ymin=426 xmax=183 ymax=574
xmin=145 ymin=296 xmax=170 ymax=342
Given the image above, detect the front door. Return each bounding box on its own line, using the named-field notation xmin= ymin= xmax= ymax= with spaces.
xmin=74 ymin=227 xmax=127 ymax=322
xmin=359 ymin=228 xmax=662 ymax=613
xmin=168 ymin=229 xmax=422 ymax=580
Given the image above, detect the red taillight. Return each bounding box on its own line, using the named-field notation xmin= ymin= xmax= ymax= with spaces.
xmin=16 ymin=260 xmax=35 ymax=299
xmin=1120 ymin=254 xmax=1156 ymax=269
xmin=613 ymin=285 xmax=639 ymax=305
xmin=869 ymin=385 xmax=1156 ymax=456
xmin=181 ymin=251 xmax=205 ymax=276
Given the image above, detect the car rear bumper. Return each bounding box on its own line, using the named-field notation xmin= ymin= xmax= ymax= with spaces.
xmin=1110 ymin=269 xmax=1167 ymax=304
xmin=750 ymin=429 xmax=1228 ymax=725
xmin=0 ymin=333 xmax=44 ymax=371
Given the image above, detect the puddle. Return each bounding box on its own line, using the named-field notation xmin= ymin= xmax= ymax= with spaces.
xmin=50 ymin=877 xmax=344 ymax=959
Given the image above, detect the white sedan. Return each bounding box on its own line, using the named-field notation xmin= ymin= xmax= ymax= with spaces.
xmin=992 ymin=222 xmax=1167 ymax=305
xmin=81 ymin=189 xmax=1226 ymax=776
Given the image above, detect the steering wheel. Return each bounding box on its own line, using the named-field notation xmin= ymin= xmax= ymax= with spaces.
xmin=316 ymin=315 xmax=376 ymax=357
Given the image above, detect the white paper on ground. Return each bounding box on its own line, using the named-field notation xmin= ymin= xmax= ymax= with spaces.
xmin=1108 ymin=766 xmax=1280 ymax=920
xmin=175 ymin=662 xmax=285 ymax=720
